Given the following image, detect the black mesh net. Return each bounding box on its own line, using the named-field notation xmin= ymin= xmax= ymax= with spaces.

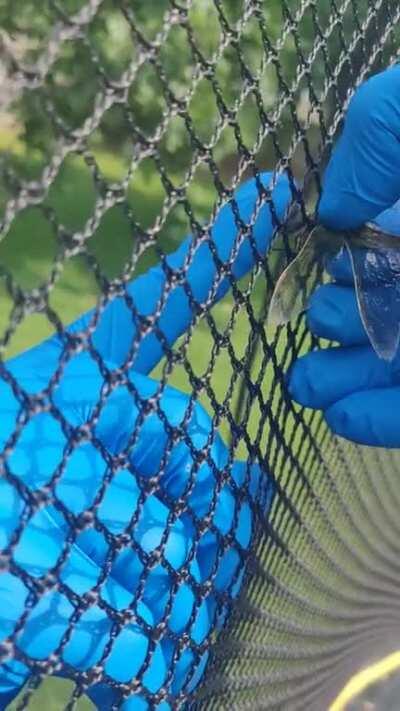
xmin=0 ymin=1 xmax=400 ymax=709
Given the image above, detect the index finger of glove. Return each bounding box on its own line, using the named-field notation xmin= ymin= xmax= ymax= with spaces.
xmin=319 ymin=66 xmax=400 ymax=231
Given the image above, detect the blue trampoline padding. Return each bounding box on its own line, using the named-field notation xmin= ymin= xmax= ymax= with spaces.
xmin=0 ymin=173 xmax=287 ymax=707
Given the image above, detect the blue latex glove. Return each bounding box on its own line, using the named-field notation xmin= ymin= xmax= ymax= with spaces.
xmin=0 ymin=172 xmax=291 ymax=709
xmin=289 ymin=66 xmax=400 ymax=447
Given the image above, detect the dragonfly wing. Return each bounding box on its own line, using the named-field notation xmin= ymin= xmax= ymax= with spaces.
xmin=267 ymin=227 xmax=341 ymax=329
xmin=345 ymin=238 xmax=400 ymax=361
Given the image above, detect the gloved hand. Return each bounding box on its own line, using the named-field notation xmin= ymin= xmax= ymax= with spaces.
xmin=0 ymin=172 xmax=291 ymax=709
xmin=289 ymin=65 xmax=400 ymax=448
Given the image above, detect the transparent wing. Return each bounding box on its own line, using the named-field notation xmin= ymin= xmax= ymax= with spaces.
xmin=346 ymin=236 xmax=400 ymax=361
xmin=267 ymin=226 xmax=341 ymax=329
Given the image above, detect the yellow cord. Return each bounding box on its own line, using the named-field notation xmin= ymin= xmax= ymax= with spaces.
xmin=330 ymin=652 xmax=400 ymax=711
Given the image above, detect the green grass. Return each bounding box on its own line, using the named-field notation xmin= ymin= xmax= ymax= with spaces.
xmin=9 ymin=680 xmax=95 ymax=711
xmin=0 ymin=138 xmax=185 ymax=357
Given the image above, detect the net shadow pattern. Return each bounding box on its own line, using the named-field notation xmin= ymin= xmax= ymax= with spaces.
xmin=0 ymin=1 xmax=400 ymax=709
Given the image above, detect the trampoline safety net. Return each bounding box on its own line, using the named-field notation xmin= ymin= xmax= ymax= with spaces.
xmin=0 ymin=1 xmax=400 ymax=709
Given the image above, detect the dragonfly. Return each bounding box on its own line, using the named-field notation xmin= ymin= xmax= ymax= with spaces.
xmin=267 ymin=218 xmax=400 ymax=362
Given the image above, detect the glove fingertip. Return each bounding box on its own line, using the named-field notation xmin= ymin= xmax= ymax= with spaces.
xmin=318 ymin=192 xmax=346 ymax=231
xmin=324 ymin=400 xmax=353 ymax=442
xmin=306 ymin=286 xmax=341 ymax=339
xmin=318 ymin=189 xmax=373 ymax=231
xmin=325 ymin=389 xmax=400 ymax=448
xmin=306 ymin=284 xmax=368 ymax=346
xmin=319 ymin=67 xmax=400 ymax=230
xmin=287 ymin=357 xmax=318 ymax=409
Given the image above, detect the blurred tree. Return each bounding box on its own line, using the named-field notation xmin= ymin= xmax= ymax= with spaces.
xmin=1 ymin=0 xmax=399 ymax=180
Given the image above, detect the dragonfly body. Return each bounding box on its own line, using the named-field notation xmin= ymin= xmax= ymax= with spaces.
xmin=268 ymin=201 xmax=400 ymax=361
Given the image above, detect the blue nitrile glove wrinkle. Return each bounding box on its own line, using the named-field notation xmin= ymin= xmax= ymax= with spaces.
xmin=0 ymin=172 xmax=289 ymax=709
